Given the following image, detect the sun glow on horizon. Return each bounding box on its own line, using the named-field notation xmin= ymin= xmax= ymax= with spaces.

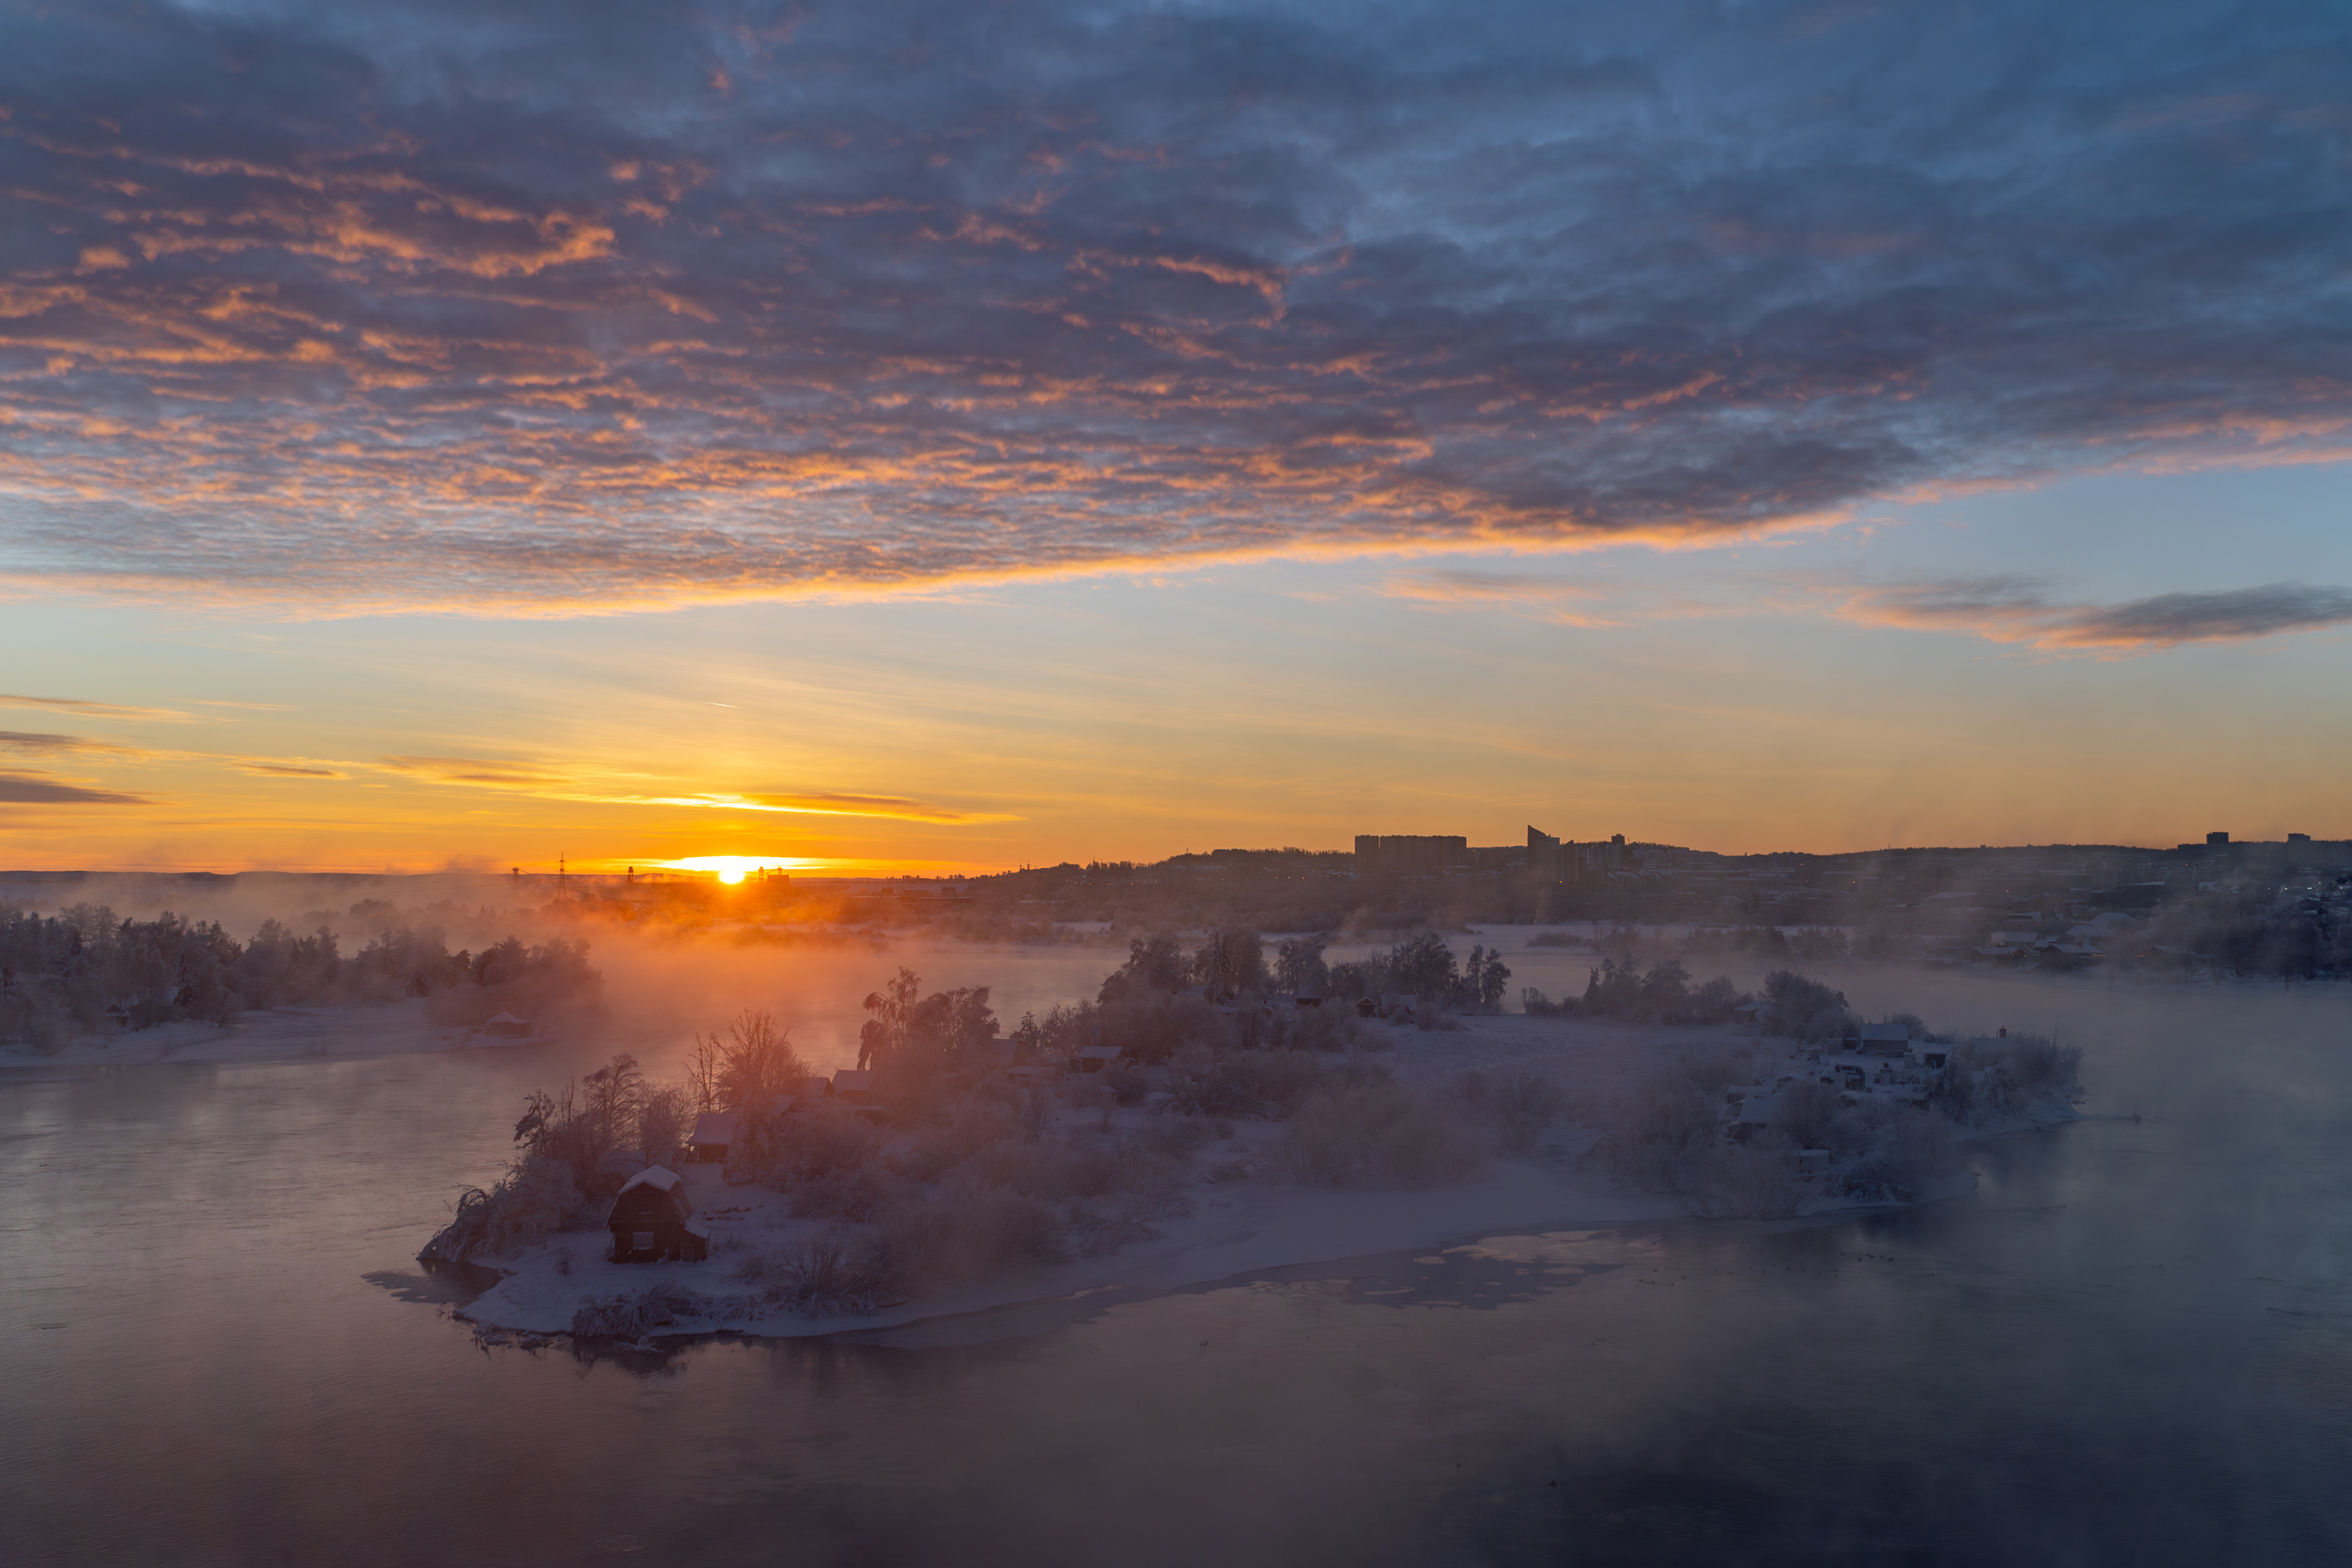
xmin=642 ymin=855 xmax=814 ymax=880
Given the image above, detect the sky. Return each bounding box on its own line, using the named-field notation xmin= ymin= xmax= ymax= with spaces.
xmin=1 ymin=0 xmax=2347 ymax=872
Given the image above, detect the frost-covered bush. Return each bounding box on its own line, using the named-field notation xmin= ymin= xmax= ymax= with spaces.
xmin=1131 ymin=1113 xmax=1213 ymax=1160
xmin=1592 ymin=1066 xmax=1721 ymax=1192
xmin=569 ymin=1280 xmax=710 ymax=1339
xmin=758 ymin=1111 xmax=884 ymax=1187
xmin=1759 ymin=971 xmax=1853 ymax=1041
xmin=729 ymin=1230 xmax=895 ymax=1316
xmin=1681 ymin=1144 xmax=1803 ymax=1219
xmin=1103 ymin=1059 xmax=1151 ymax=1105
xmin=1774 ymin=1080 xmax=1843 ymax=1150
xmin=888 ymin=1100 xmax=1014 ymax=1181
xmin=418 ymin=1155 xmax=583 ymax=1262
xmin=1277 ymin=1080 xmax=1479 ymax=1188
xmin=878 ymin=1190 xmax=1068 ymax=1286
xmin=1163 ymin=1045 xmax=1329 ymax=1119
xmin=1290 ymin=1004 xmax=1366 ymax=1052
xmin=1980 ymin=1033 xmax=2081 ymax=1095
xmin=784 ymin=1167 xmax=895 ymax=1221
xmin=1450 ymin=1065 xmax=1570 ymax=1155
xmin=1828 ymin=1105 xmax=1961 ymax=1203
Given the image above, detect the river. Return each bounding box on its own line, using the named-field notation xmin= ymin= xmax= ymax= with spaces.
xmin=5 ymin=948 xmax=2350 ymax=1565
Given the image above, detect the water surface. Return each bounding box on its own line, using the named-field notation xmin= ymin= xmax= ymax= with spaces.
xmin=5 ymin=956 xmax=2349 ymax=1565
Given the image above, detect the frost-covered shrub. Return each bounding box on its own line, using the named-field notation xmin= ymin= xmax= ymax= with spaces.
xmin=878 ymin=1190 xmax=1068 ymax=1286
xmin=1774 ymin=1080 xmax=1842 ymax=1150
xmin=1451 ymin=1065 xmax=1570 ymax=1155
xmin=1277 ymin=1081 xmax=1479 ymax=1187
xmin=1976 ymin=1033 xmax=2081 ymax=1095
xmin=1289 ymin=1004 xmax=1365 ymax=1052
xmin=1163 ymin=1046 xmax=1335 ymax=1119
xmin=569 ymin=1280 xmax=709 ymax=1339
xmin=889 ymin=1099 xmax=1015 ymax=1181
xmin=418 ymin=1154 xmax=583 ymax=1262
xmin=784 ymin=1167 xmax=895 ymax=1221
xmin=729 ymin=1230 xmax=895 ymax=1316
xmin=1829 ymin=1106 xmax=1961 ymax=1203
xmin=1103 ymin=1059 xmax=1151 ymax=1105
xmin=1759 ymin=971 xmax=1853 ymax=1041
xmin=1681 ymin=1144 xmax=1803 ymax=1219
xmin=1131 ymin=1113 xmax=1212 ymax=1160
xmin=1592 ymin=1068 xmax=1720 ymax=1192
xmin=758 ymin=1111 xmax=882 ymax=1185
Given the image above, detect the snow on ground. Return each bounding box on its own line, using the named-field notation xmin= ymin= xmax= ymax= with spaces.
xmin=458 ymin=1148 xmax=1690 ymax=1341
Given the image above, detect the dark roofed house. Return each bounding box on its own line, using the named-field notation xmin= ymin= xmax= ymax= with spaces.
xmin=688 ymin=1112 xmax=740 ymax=1163
xmin=605 ymin=1166 xmax=709 ymax=1263
xmin=1857 ymin=1023 xmax=1911 ymax=1056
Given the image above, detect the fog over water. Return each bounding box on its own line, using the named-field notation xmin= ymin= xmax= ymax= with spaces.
xmin=5 ymin=950 xmax=2350 ymax=1565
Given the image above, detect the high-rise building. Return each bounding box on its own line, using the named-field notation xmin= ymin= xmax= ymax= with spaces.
xmin=1353 ymin=834 xmax=1470 ymax=874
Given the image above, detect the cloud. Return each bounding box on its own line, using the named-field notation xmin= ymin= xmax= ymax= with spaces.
xmin=0 ymin=3 xmax=2348 ymax=612
xmin=234 ymin=760 xmax=347 ymax=779
xmin=0 ymin=729 xmax=139 ymax=756
xmin=377 ymin=755 xmax=571 ymax=787
xmin=645 ymin=792 xmax=1018 ymax=825
xmin=0 ymin=694 xmax=189 ymax=721
xmin=1381 ymin=568 xmax=1632 ymax=626
xmin=1834 ymin=578 xmax=2352 ymax=651
xmin=0 ymin=770 xmax=148 ymax=804
xmin=374 ymin=755 xmax=1003 ymax=821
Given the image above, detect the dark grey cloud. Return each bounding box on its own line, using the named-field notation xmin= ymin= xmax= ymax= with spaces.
xmin=0 ymin=1 xmax=2347 ymax=609
xmin=1837 ymin=577 xmax=2352 ymax=649
xmin=2064 ymin=584 xmax=2352 ymax=648
xmin=0 ymin=770 xmax=148 ymax=804
xmin=0 ymin=729 xmax=133 ymax=755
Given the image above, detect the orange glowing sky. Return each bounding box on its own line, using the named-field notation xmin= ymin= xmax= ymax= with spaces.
xmin=2 ymin=2 xmax=2349 ymax=869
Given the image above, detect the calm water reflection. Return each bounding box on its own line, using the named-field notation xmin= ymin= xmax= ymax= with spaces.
xmin=5 ymin=962 xmax=2350 ymax=1566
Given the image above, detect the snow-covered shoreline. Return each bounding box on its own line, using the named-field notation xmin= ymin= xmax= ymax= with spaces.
xmin=451 ymin=1010 xmax=2082 ymax=1345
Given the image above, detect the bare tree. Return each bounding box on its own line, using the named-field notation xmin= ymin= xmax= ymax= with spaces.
xmin=707 ymin=1009 xmax=807 ymax=1109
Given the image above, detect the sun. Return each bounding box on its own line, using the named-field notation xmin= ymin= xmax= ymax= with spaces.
xmin=641 ymin=854 xmax=811 ymax=883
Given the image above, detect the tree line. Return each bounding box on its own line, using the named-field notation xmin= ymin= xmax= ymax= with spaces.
xmin=0 ymin=902 xmax=601 ymax=1049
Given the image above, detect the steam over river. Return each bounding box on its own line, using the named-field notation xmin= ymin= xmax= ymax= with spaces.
xmin=6 ymin=951 xmax=2350 ymax=1565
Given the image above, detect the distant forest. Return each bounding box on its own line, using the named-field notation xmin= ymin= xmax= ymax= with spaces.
xmin=0 ymin=903 xmax=600 ymax=1049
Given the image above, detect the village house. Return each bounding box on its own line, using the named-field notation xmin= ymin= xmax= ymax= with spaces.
xmin=1856 ymin=1023 xmax=1911 ymax=1056
xmin=688 ymin=1111 xmax=739 ymax=1163
xmin=604 ymin=1166 xmax=710 ymax=1263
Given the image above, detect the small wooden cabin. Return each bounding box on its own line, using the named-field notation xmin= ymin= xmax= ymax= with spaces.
xmin=688 ymin=1111 xmax=741 ymax=1163
xmin=605 ymin=1167 xmax=710 ymax=1263
xmin=1073 ymin=1045 xmax=1123 ymax=1075
xmin=831 ymin=1069 xmax=875 ymax=1104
